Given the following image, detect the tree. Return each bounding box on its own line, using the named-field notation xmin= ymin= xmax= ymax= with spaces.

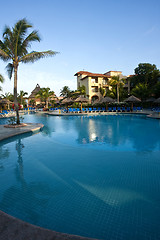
xmin=1 ymin=92 xmax=14 ymax=102
xmin=99 ymin=87 xmax=106 ymax=97
xmin=60 ymin=86 xmax=71 ymax=98
xmin=77 ymin=85 xmax=86 ymax=97
xmin=130 ymin=63 xmax=160 ymax=88
xmin=18 ymin=90 xmax=28 ymax=105
xmin=152 ymin=82 xmax=160 ymax=98
xmin=0 ymin=18 xmax=57 ymax=124
xmin=131 ymin=83 xmax=150 ymax=101
xmin=36 ymin=87 xmax=54 ymax=108
xmin=29 ymin=99 xmax=35 ymax=107
xmin=0 ymin=74 xmax=4 ymax=91
xmin=109 ymin=75 xmax=125 ymax=103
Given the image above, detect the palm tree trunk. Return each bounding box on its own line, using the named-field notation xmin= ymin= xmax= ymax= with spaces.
xmin=117 ymin=84 xmax=119 ymax=103
xmin=14 ymin=66 xmax=20 ymax=124
xmin=46 ymin=99 xmax=48 ymax=108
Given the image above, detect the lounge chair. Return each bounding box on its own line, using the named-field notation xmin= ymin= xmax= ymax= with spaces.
xmin=117 ymin=107 xmax=121 ymax=112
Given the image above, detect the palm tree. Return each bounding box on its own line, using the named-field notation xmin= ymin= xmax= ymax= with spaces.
xmin=99 ymin=87 xmax=106 ymax=97
xmin=29 ymin=99 xmax=36 ymax=107
xmin=109 ymin=75 xmax=125 ymax=103
xmin=1 ymin=92 xmax=14 ymax=102
xmin=18 ymin=90 xmax=28 ymax=105
xmin=60 ymin=86 xmax=71 ymax=98
xmin=36 ymin=87 xmax=54 ymax=108
xmin=0 ymin=74 xmax=4 ymax=91
xmin=0 ymin=18 xmax=57 ymax=124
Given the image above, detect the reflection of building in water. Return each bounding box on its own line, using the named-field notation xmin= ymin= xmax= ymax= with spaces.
xmin=75 ymin=115 xmax=160 ymax=151
xmin=75 ymin=116 xmax=117 ymax=145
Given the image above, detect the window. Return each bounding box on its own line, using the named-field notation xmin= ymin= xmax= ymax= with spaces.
xmin=91 ymin=86 xmax=98 ymax=92
xmin=91 ymin=77 xmax=98 ymax=83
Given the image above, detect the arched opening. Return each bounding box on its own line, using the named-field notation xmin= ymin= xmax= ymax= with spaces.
xmin=91 ymin=95 xmax=99 ymax=103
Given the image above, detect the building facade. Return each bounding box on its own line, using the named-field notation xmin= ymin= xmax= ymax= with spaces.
xmin=75 ymin=70 xmax=128 ymax=102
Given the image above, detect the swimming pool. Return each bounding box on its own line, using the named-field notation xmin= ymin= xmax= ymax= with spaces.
xmin=0 ymin=114 xmax=160 ymax=239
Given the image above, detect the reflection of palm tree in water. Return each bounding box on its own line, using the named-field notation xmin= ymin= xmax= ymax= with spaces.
xmin=4 ymin=138 xmax=55 ymax=225
xmin=15 ymin=139 xmax=25 ymax=186
xmin=0 ymin=146 xmax=10 ymax=170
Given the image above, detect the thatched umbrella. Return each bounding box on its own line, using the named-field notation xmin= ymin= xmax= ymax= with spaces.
xmin=0 ymin=98 xmax=13 ymax=110
xmin=75 ymin=96 xmax=89 ymax=111
xmin=146 ymin=97 xmax=156 ymax=102
xmin=100 ymin=97 xmax=115 ymax=111
xmin=92 ymin=99 xmax=100 ymax=105
xmin=61 ymin=98 xmax=74 ymax=111
xmin=154 ymin=97 xmax=160 ymax=103
xmin=124 ymin=95 xmax=141 ymax=111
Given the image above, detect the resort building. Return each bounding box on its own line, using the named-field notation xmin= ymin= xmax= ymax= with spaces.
xmin=75 ymin=70 xmax=129 ymax=102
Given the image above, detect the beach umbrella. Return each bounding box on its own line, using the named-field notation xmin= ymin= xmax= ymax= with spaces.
xmin=0 ymin=99 xmax=13 ymax=110
xmin=146 ymin=97 xmax=156 ymax=102
xmin=61 ymin=97 xmax=73 ymax=104
xmin=92 ymin=99 xmax=100 ymax=105
xmin=75 ymin=96 xmax=89 ymax=111
xmin=100 ymin=97 xmax=115 ymax=111
xmin=154 ymin=97 xmax=160 ymax=103
xmin=61 ymin=97 xmax=73 ymax=111
xmin=124 ymin=95 xmax=141 ymax=110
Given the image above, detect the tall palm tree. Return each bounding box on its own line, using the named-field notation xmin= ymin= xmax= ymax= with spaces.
xmin=18 ymin=90 xmax=28 ymax=105
xmin=109 ymin=75 xmax=125 ymax=103
xmin=0 ymin=74 xmax=4 ymax=91
xmin=0 ymin=19 xmax=57 ymax=124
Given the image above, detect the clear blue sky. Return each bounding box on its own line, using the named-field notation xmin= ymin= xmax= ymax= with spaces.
xmin=0 ymin=0 xmax=160 ymax=96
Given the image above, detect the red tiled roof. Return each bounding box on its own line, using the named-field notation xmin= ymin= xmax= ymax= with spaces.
xmin=105 ymin=71 xmax=122 ymax=73
xmin=74 ymin=71 xmax=111 ymax=79
xmin=74 ymin=71 xmax=92 ymax=76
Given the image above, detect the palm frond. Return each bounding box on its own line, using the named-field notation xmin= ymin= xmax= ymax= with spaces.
xmin=0 ymin=74 xmax=5 ymax=83
xmin=0 ymin=48 xmax=10 ymax=61
xmin=20 ymin=50 xmax=58 ymax=63
xmin=20 ymin=30 xmax=41 ymax=56
xmin=13 ymin=19 xmax=32 ymax=57
xmin=22 ymin=30 xmax=41 ymax=47
xmin=5 ymin=63 xmax=14 ymax=79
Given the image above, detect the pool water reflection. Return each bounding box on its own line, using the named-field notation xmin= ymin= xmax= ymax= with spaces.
xmin=0 ymin=114 xmax=160 ymax=239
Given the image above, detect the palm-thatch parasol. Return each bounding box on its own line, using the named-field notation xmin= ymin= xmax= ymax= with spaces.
xmin=75 ymin=96 xmax=89 ymax=111
xmin=146 ymin=97 xmax=156 ymax=102
xmin=0 ymin=99 xmax=13 ymax=110
xmin=124 ymin=95 xmax=141 ymax=111
xmin=61 ymin=97 xmax=73 ymax=104
xmin=61 ymin=98 xmax=73 ymax=111
xmin=100 ymin=97 xmax=115 ymax=111
xmin=92 ymin=99 xmax=100 ymax=105
xmin=154 ymin=97 xmax=160 ymax=103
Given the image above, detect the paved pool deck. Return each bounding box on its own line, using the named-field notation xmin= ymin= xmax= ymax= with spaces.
xmin=0 ymin=123 xmax=95 ymax=240
xmin=0 ymin=123 xmax=44 ymax=141
xmin=0 ymin=211 xmax=93 ymax=240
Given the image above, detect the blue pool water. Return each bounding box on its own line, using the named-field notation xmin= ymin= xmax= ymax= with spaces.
xmin=0 ymin=113 xmax=160 ymax=239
